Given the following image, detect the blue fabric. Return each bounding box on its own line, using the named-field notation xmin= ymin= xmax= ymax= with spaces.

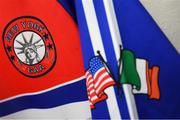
xmin=113 ymin=0 xmax=180 ymax=118
xmin=57 ymin=0 xmax=76 ymax=20
xmin=93 ymin=0 xmax=130 ymax=118
xmin=0 ymin=79 xmax=88 ymax=117
xmin=75 ymin=0 xmax=111 ymax=119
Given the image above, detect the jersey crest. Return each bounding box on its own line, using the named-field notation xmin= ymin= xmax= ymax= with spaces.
xmin=3 ymin=16 xmax=56 ymax=77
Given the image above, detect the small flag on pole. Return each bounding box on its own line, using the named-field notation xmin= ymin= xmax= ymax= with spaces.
xmin=85 ymin=56 xmax=116 ymax=109
xmin=120 ymin=49 xmax=160 ymax=99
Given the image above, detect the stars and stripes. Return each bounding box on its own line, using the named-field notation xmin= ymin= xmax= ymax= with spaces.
xmin=85 ymin=56 xmax=115 ymax=109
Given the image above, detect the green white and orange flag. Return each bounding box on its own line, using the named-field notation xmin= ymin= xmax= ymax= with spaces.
xmin=120 ymin=50 xmax=160 ymax=99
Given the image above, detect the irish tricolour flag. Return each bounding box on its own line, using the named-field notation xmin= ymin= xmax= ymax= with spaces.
xmin=120 ymin=49 xmax=160 ymax=99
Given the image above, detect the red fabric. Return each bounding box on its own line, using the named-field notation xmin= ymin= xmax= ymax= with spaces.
xmin=0 ymin=0 xmax=84 ymax=100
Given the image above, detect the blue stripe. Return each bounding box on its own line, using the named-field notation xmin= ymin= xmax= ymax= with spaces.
xmin=75 ymin=0 xmax=94 ymax=69
xmin=57 ymin=0 xmax=76 ymax=21
xmin=113 ymin=0 xmax=180 ymax=118
xmin=0 ymin=79 xmax=87 ymax=117
xmin=93 ymin=0 xmax=130 ymax=118
xmin=75 ymin=0 xmax=110 ymax=119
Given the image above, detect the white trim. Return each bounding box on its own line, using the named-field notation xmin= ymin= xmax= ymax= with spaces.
xmin=103 ymin=0 xmax=122 ymax=63
xmin=0 ymin=76 xmax=85 ymax=103
xmin=2 ymin=101 xmax=91 ymax=119
xmin=103 ymin=0 xmax=139 ymax=119
xmin=82 ymin=0 xmax=121 ymax=119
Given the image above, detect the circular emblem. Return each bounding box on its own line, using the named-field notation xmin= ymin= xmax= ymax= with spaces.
xmin=3 ymin=16 xmax=56 ymax=77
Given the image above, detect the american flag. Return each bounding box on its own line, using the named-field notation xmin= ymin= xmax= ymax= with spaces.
xmin=85 ymin=56 xmax=115 ymax=109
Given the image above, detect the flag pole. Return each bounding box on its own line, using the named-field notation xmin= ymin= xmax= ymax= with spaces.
xmin=97 ymin=51 xmax=120 ymax=86
xmin=81 ymin=0 xmax=122 ymax=118
xmin=103 ymin=0 xmax=138 ymax=119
